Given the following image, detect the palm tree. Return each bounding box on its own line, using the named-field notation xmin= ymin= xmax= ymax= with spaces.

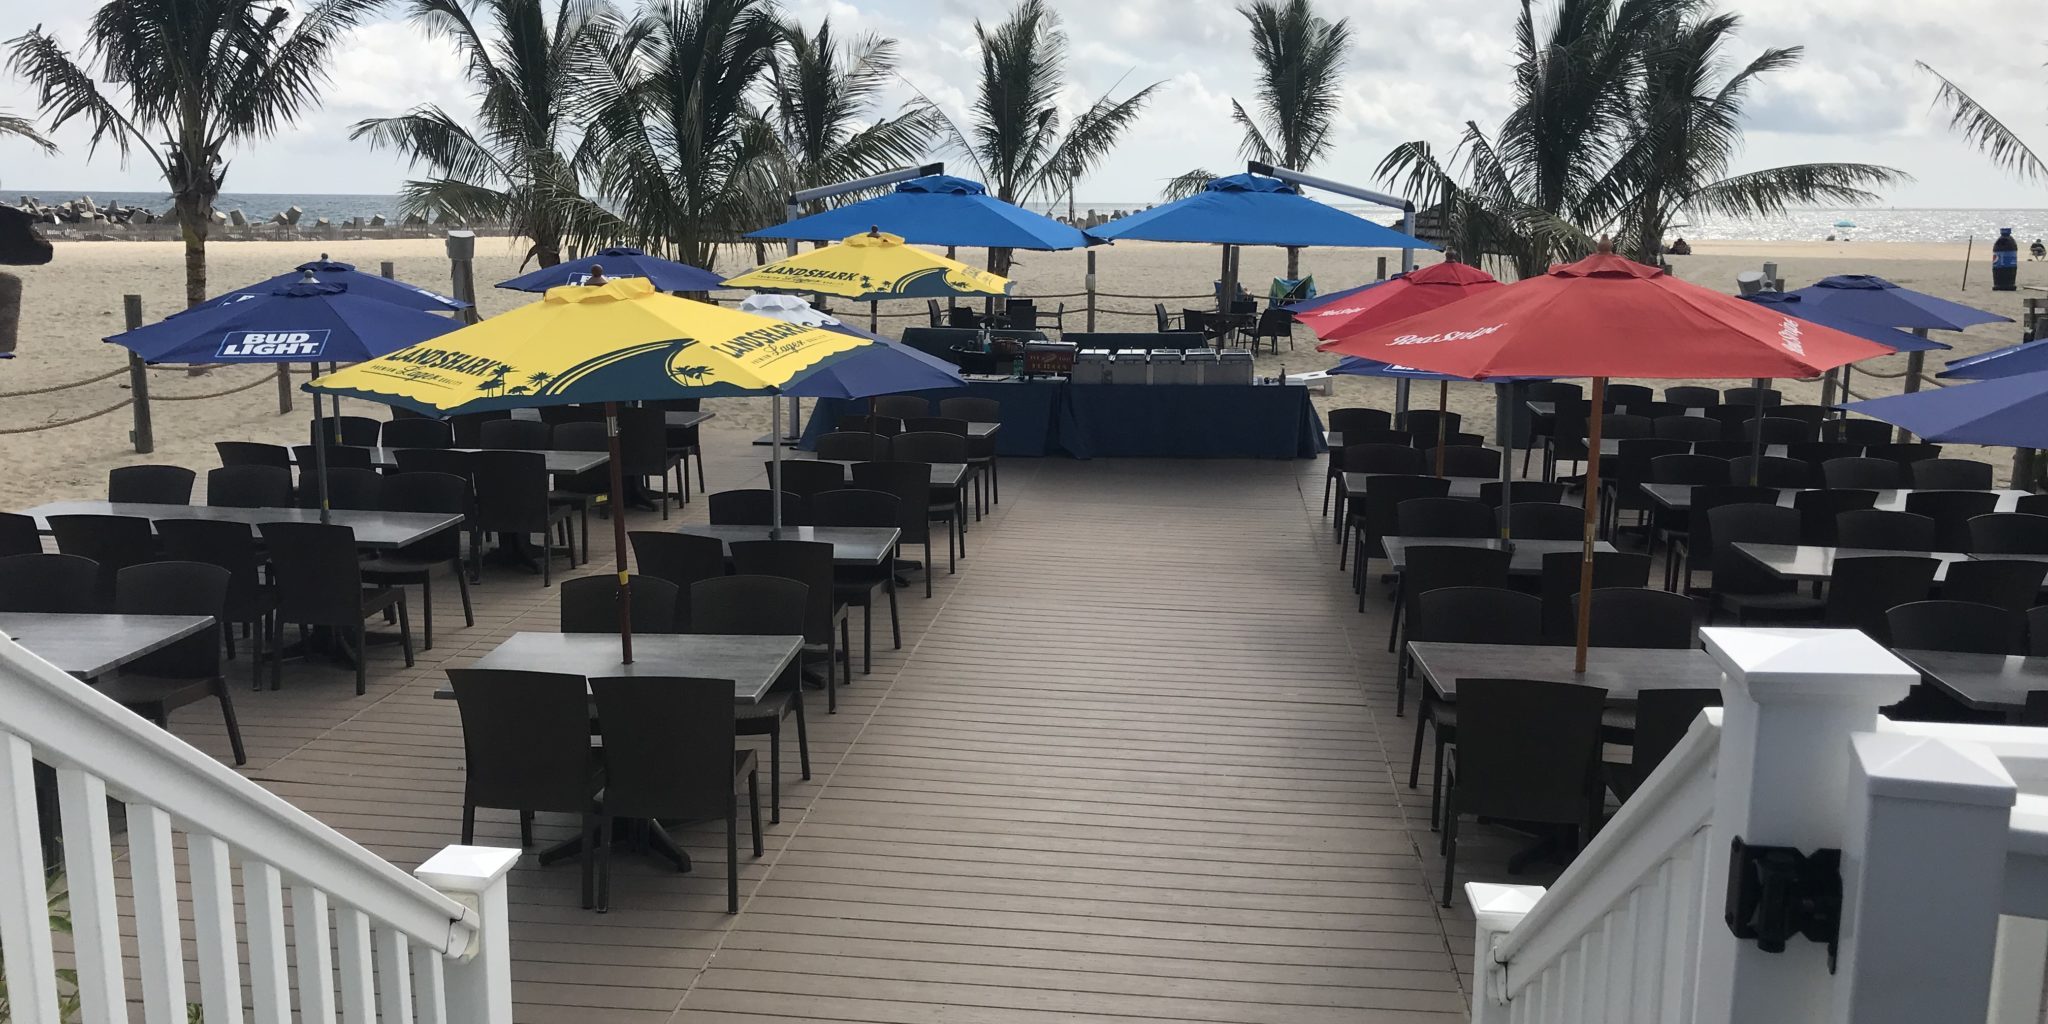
xmin=351 ymin=0 xmax=604 ymax=270
xmin=1916 ymin=61 xmax=2046 ymax=184
xmin=570 ymin=0 xmax=782 ymax=271
xmin=931 ymin=0 xmax=1160 ymax=276
xmin=0 ymin=109 xmax=55 ymax=154
xmin=766 ymin=19 xmax=940 ymax=216
xmin=8 ymin=0 xmax=385 ymax=308
xmin=1164 ymin=0 xmax=1351 ymax=278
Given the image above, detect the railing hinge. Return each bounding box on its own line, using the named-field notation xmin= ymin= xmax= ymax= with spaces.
xmin=1724 ymin=836 xmax=1843 ymax=972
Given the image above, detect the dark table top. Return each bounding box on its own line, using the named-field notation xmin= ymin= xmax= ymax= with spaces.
xmin=452 ymin=631 xmax=804 ymax=705
xmin=664 ymin=411 xmax=718 ymax=428
xmin=0 ymin=612 xmax=213 ymax=680
xmin=23 ymin=501 xmax=463 ymax=551
xmin=1526 ymin=401 xmax=1706 ymax=419
xmin=303 ymin=447 xmax=608 ymax=475
xmin=1594 ymin=440 xmax=1787 ymax=458
xmin=1407 ymin=641 xmax=1725 ymax=702
xmin=1891 ymin=648 xmax=2048 ymax=713
xmin=1383 ymin=536 xmax=1617 ymax=575
xmin=801 ymin=459 xmax=969 ymax=489
xmin=1639 ymin=483 xmax=2028 ymax=513
xmin=675 ymin=524 xmax=899 ymax=567
xmin=1733 ymin=542 xmax=1976 ymax=583
xmin=1342 ymin=472 xmax=1489 ymax=501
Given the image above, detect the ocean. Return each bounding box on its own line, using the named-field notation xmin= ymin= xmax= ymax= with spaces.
xmin=15 ymin=190 xmax=2047 ymax=245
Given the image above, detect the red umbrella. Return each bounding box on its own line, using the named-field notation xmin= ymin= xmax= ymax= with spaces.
xmin=1322 ymin=244 xmax=1892 ymax=670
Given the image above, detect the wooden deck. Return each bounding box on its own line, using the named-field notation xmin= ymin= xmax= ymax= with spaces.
xmin=143 ymin=436 xmax=1571 ymax=1023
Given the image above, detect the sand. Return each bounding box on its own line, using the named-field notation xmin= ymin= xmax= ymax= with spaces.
xmin=0 ymin=234 xmax=2036 ymax=508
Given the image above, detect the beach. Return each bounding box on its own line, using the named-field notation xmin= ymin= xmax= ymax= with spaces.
xmin=0 ymin=234 xmax=2034 ymax=507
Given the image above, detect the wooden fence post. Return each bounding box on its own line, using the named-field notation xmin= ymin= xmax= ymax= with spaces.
xmin=1377 ymin=256 xmax=1388 ymax=281
xmin=123 ymin=295 xmax=153 ymax=453
xmin=379 ymin=261 xmax=395 ymax=279
xmin=1085 ymin=250 xmax=1097 ymax=332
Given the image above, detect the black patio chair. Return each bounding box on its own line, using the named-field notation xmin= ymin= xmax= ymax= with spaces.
xmin=1663 ymin=385 xmax=1719 ymax=409
xmin=890 ymin=432 xmax=968 ymax=566
xmin=1440 ymin=677 xmax=1607 ymax=907
xmin=1478 ymin=481 xmax=1563 ymax=509
xmin=1402 ymin=409 xmax=1462 ymax=446
xmin=1909 ymin=458 xmax=1995 ymax=491
xmin=449 ymin=410 xmax=511 ymax=448
xmin=1405 ymin=586 xmax=1542 ymax=829
xmin=815 ymin=431 xmax=892 ymax=461
xmin=1654 ymin=415 xmax=1721 ymax=442
xmin=1604 ymin=438 xmax=1687 ymax=538
xmin=1728 ymin=455 xmax=1810 ymax=489
xmin=589 ymin=674 xmax=761 ymax=913
xmin=692 ymin=574 xmax=814 ymax=823
xmin=939 ymin=396 xmax=1002 ymax=507
xmin=560 ymin=574 xmax=679 ymax=635
xmin=1823 ymin=418 xmax=1893 ymax=446
xmin=1969 ymin=513 xmax=2048 ymax=554
xmin=446 ymin=668 xmax=601 ymax=906
xmin=380 ymin=417 xmax=454 ymax=449
xmin=156 ymin=517 xmax=277 ymax=684
xmin=312 ymin=415 xmax=382 ymax=447
xmin=769 ymin=459 xmax=846 ymax=500
xmin=837 ymin=415 xmax=904 ymax=437
xmin=215 ymin=441 xmax=291 ymax=470
xmin=0 ymin=553 xmax=97 ymax=612
xmin=1904 ymin=490 xmax=2000 ymax=550
xmin=478 ymin=418 xmax=551 ymax=450
xmin=1941 ymin=558 xmax=2047 ymax=614
xmin=1670 ymin=486 xmax=1777 ymax=593
xmin=1889 ymin=600 xmax=2024 ymax=655
xmin=1390 ymin=546 xmax=1511 ymax=714
xmin=1823 ymin=456 xmax=1903 ymax=490
xmin=1722 ymin=386 xmax=1781 ymax=407
xmin=1708 ymin=504 xmax=1821 ymax=624
xmin=872 ymin=395 xmax=930 ymax=421
xmin=1608 ymin=689 xmax=1722 ymax=801
xmin=1580 ymin=587 xmax=1698 ymax=650
xmin=545 ymin=420 xmax=607 ymax=553
xmin=1425 ymin=446 xmax=1502 ymax=479
xmin=852 ymin=461 xmax=937 ymax=598
xmin=1538 ymin=550 xmax=1651 ymax=646
xmin=292 ymin=444 xmax=375 ymax=477
xmin=472 ymin=450 xmax=577 ymax=584
xmin=0 ymin=513 xmax=38 ymax=557
xmin=1794 ymin=488 xmax=1878 ymax=546
xmin=48 ymin=513 xmax=155 ymax=610
xmin=1603 ymin=383 xmax=1653 ymax=411
xmin=307 ymin=467 xmax=385 ymax=511
xmin=732 ymin=540 xmax=849 ymax=714
xmin=108 ymin=465 xmax=195 ymax=504
xmin=1787 ymin=441 xmax=1864 ymax=473
xmin=708 ymin=489 xmax=803 ymax=526
xmin=1821 ymin=556 xmax=1938 ymax=643
xmin=619 ymin=406 xmax=684 ymax=519
xmin=1740 ymin=417 xmax=1815 ymax=445
xmin=647 ymin=399 xmax=708 ymax=501
xmin=628 ymin=531 xmax=727 ymax=630
xmin=1836 ymin=509 xmax=1937 ymax=552
xmin=1347 ymin=476 xmax=1450 ymax=597
xmin=2031 ymin=607 xmax=2048 ymax=656
xmin=808 ymin=488 xmax=903 ymax=673
xmin=2024 ymin=495 xmax=2048 ymax=518
xmin=1504 ymin=502 xmax=1581 ymax=540
xmin=105 ymin=561 xmax=244 ymax=764
xmin=258 ymin=521 xmax=414 ymax=694
xmin=1866 ymin=442 xmax=1942 ymax=465
xmin=1521 ymin=382 xmax=1582 ymax=477
xmin=206 ymin=465 xmax=293 ymax=509
xmin=1396 ymin=497 xmax=1495 ymax=539
xmin=1334 ymin=443 xmax=1429 ymax=536
xmin=359 ymin=472 xmax=474 ymax=649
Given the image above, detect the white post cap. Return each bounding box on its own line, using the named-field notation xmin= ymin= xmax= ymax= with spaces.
xmin=1701 ymin=627 xmax=1919 ymax=705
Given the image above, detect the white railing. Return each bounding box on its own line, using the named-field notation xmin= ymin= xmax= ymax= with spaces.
xmin=0 ymin=635 xmax=519 ymax=1024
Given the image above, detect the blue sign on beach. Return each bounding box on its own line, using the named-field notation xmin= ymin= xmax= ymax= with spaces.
xmin=217 ymin=329 xmax=331 ymax=359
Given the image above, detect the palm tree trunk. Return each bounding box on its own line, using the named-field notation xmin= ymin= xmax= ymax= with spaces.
xmin=987 ymin=246 xmax=1014 ymax=279
xmin=174 ymin=193 xmax=210 ymax=309
xmin=1286 ymin=246 xmax=1301 ymax=280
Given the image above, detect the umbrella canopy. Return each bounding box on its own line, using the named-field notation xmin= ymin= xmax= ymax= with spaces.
xmin=745 ymin=174 xmax=1088 ymax=251
xmin=1320 ymin=252 xmax=1891 ymax=379
xmin=1285 ymin=280 xmax=1370 ymax=314
xmin=1738 ymin=292 xmax=1950 ymax=352
xmin=722 ymin=229 xmax=1013 ymax=302
xmin=736 ymin=294 xmax=964 ymax=398
xmin=306 ymin=277 xmax=865 ymax=414
xmin=1842 ymin=370 xmax=2048 ymax=448
xmin=1304 ymin=262 xmax=1501 ymax=342
xmin=495 ymin=246 xmax=724 ymax=293
xmin=185 ymin=257 xmax=469 ymax=315
xmin=1086 ymin=173 xmax=1437 ymax=249
xmin=1782 ymin=274 xmax=2010 ymax=332
xmin=1940 ymin=337 xmax=2048 ymax=380
xmin=110 ymin=280 xmax=463 ymax=364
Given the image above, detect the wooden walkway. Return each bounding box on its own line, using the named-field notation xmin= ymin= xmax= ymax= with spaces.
xmin=144 ymin=439 xmax=1549 ymax=1023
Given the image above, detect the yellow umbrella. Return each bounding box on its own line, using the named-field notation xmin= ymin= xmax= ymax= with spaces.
xmin=307 ymin=273 xmax=867 ymax=662
xmin=722 ymin=228 xmax=1012 ymax=302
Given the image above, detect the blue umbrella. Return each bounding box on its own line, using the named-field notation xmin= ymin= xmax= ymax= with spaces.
xmin=185 ymin=256 xmax=469 ymax=315
xmin=745 ymin=174 xmax=1089 ymax=250
xmin=1782 ymin=274 xmax=2010 ymax=332
xmin=1087 ymin=174 xmax=1436 ymax=249
xmin=1842 ymin=369 xmax=2048 ymax=448
xmin=1331 ymin=355 xmax=1481 ymax=382
xmin=1738 ymin=292 xmax=1950 ymax=351
xmin=1940 ymin=337 xmax=2048 ymax=380
xmin=496 ymin=247 xmax=724 ymax=293
xmin=735 ymin=294 xmax=964 ymax=398
xmin=1287 ymin=279 xmax=1381 ymax=314
xmin=108 ymin=279 xmax=463 ymax=518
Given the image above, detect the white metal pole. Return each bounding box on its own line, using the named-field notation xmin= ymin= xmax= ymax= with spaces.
xmin=769 ymin=394 xmax=784 ymax=539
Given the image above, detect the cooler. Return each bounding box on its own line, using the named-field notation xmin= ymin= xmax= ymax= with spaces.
xmin=1073 ymin=349 xmax=1113 ymax=384
xmin=1184 ymin=349 xmax=1219 ymax=384
xmin=1111 ymin=349 xmax=1149 ymax=385
xmin=1149 ymin=349 xmax=1189 ymax=385
xmin=1212 ymin=350 xmax=1254 ymax=385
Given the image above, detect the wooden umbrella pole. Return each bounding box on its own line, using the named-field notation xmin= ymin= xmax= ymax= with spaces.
xmin=1574 ymin=377 xmax=1607 ymax=674
xmin=1747 ymin=378 xmax=1768 ymax=485
xmin=1434 ymin=380 xmax=1449 ymax=476
xmin=605 ymin=402 xmax=634 ymax=664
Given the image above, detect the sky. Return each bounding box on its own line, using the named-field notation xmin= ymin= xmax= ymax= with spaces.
xmin=0 ymin=0 xmax=2040 ymax=209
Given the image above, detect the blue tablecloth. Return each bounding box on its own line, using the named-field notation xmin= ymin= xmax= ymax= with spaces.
xmin=797 ymin=380 xmax=1063 ymax=457
xmin=1061 ymin=384 xmax=1325 ymax=458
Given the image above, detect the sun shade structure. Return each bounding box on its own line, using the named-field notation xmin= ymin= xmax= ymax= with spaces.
xmin=722 ymin=229 xmax=1013 ymax=302
xmin=495 ymin=246 xmax=724 ymax=294
xmin=1784 ymin=274 xmax=2011 ymax=332
xmin=1843 ymin=369 xmax=2048 ymax=448
xmin=745 ymin=174 xmax=1088 ymax=251
xmin=735 ymin=293 xmax=964 ymax=399
xmin=1941 ymin=337 xmax=2048 ymax=380
xmin=1323 ymin=245 xmax=1892 ymax=671
xmin=1738 ymin=291 xmax=1948 ymax=351
xmin=1086 ymin=173 xmax=1436 ymax=250
xmin=1303 ymin=262 xmax=1500 ymax=342
xmin=184 ymin=256 xmax=469 ymax=315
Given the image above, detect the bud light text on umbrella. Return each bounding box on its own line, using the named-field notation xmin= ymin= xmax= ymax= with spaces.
xmin=217 ymin=329 xmax=331 ymax=358
xmin=1387 ymin=324 xmax=1507 ymax=347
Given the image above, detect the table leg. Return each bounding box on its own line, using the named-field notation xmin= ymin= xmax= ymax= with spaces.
xmin=538 ymin=816 xmax=694 ymax=871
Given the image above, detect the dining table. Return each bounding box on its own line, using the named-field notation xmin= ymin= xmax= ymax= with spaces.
xmin=1889 ymin=648 xmax=2048 ymax=721
xmin=1733 ymin=542 xmax=1982 ymax=584
xmin=675 ymin=525 xmax=899 ymax=569
xmin=0 ymin=612 xmax=214 ymax=681
xmin=20 ymin=501 xmax=464 ymax=551
xmin=1382 ymin=536 xmax=1618 ymax=576
xmin=1638 ymin=483 xmax=2029 ymax=514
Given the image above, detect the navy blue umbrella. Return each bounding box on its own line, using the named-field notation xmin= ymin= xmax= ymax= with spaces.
xmin=735 ymin=294 xmax=964 ymax=399
xmin=1738 ymin=292 xmax=1950 ymax=351
xmin=1842 ymin=369 xmax=2048 ymax=448
xmin=1782 ymin=275 xmax=2009 ymax=332
xmin=185 ymin=256 xmax=469 ymax=315
xmin=1088 ymin=174 xmax=1436 ymax=249
xmin=496 ymin=247 xmax=724 ymax=293
xmin=108 ymin=280 xmax=463 ymax=518
xmin=746 ymin=175 xmax=1089 ymax=251
xmin=1287 ymin=279 xmax=1380 ymax=314
xmin=1941 ymin=337 xmax=2048 ymax=380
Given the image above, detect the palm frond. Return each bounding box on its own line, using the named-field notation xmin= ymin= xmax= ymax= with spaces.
xmin=395 ymin=176 xmax=517 ymax=224
xmin=5 ymin=28 xmax=157 ymax=169
xmin=1163 ymin=169 xmax=1216 ymax=201
xmin=1230 ymin=99 xmax=1275 ymax=164
xmin=1027 ymin=78 xmax=1161 ymax=202
xmin=1239 ymin=0 xmax=1350 ymax=168
xmin=1681 ymin=162 xmax=1907 ymax=220
xmin=350 ymin=108 xmax=513 ymax=186
xmin=1918 ymin=61 xmax=2048 ymax=184
xmin=223 ymin=0 xmax=389 ymax=139
xmin=0 ymin=109 xmax=56 ymax=153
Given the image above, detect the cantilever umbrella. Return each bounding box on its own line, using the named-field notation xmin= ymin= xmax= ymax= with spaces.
xmin=108 ymin=277 xmax=463 ymax=519
xmin=746 ymin=174 xmax=1089 ymax=251
xmin=1322 ymin=242 xmax=1890 ymax=670
xmin=1784 ymin=274 xmax=2008 ymax=407
xmin=496 ymin=247 xmax=724 ymax=293
xmin=1941 ymin=337 xmax=2048 ymax=380
xmin=307 ymin=274 xmax=874 ymax=662
xmin=1842 ymin=369 xmax=2048 ymax=448
xmin=183 ymin=256 xmax=470 ymax=315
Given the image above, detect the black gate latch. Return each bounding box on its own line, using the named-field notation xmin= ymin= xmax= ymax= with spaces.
xmin=1724 ymin=837 xmax=1843 ymax=972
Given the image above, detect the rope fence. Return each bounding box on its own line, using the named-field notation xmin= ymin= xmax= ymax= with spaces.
xmin=0 ymin=398 xmax=133 ymax=434
xmin=153 ymin=372 xmax=278 ymax=402
xmin=0 ymin=365 xmax=129 ymax=399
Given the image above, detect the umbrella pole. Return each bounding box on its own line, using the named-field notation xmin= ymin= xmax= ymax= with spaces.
xmin=1434 ymin=381 xmax=1449 ymax=476
xmin=1574 ymin=378 xmax=1607 ymax=674
xmin=1748 ymin=381 xmax=1768 ymax=485
xmin=311 ymin=383 xmax=331 ymax=525
xmin=1498 ymin=382 xmax=1513 ymax=541
xmin=870 ymin=299 xmax=878 ymax=334
xmin=605 ymin=402 xmax=634 ymax=664
xmin=770 ymin=394 xmax=785 ymax=541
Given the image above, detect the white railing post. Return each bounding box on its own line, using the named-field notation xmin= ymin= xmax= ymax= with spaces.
xmin=1467 ymin=882 xmax=1545 ymax=1024
xmin=1831 ymin=731 xmax=2015 ymax=1023
xmin=417 ymin=845 xmax=523 ymax=1024
xmin=0 ymin=732 xmax=58 ymax=1024
xmin=1693 ymin=628 xmax=1919 ymax=1024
